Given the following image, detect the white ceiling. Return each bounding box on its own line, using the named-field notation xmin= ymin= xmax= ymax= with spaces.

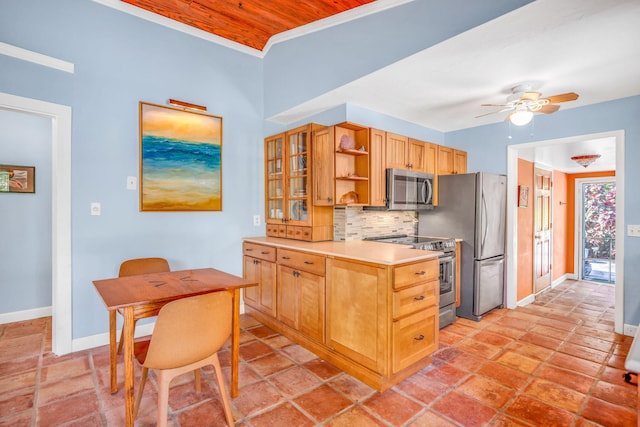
xmin=269 ymin=0 xmax=640 ymax=173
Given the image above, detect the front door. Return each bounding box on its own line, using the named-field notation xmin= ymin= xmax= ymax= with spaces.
xmin=534 ymin=168 xmax=552 ymax=293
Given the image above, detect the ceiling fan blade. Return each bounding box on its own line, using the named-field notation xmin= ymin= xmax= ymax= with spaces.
xmin=543 ymin=92 xmax=579 ymax=103
xmin=475 ymin=107 xmax=513 ymax=118
xmin=539 ymin=104 xmax=560 ymax=114
xmin=480 ymin=103 xmax=509 ymax=107
xmin=520 ymin=92 xmax=541 ymax=101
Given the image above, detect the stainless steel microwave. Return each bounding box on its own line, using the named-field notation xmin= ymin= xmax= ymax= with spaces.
xmin=386 ymin=168 xmax=434 ymax=210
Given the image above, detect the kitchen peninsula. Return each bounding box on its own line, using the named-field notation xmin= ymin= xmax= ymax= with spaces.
xmin=242 ymin=237 xmax=442 ymax=391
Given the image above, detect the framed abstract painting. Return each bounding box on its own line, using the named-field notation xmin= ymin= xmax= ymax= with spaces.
xmin=139 ymin=102 xmax=222 ymax=211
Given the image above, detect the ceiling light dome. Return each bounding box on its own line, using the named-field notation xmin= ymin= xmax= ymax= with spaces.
xmin=510 ymin=105 xmax=533 ymax=126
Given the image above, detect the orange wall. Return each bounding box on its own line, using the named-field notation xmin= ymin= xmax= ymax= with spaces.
xmin=517 ymin=159 xmax=534 ymax=301
xmin=564 ymin=171 xmax=616 ymax=274
xmin=516 ymin=165 xmax=615 ymax=302
xmin=552 ymin=170 xmax=568 ymax=281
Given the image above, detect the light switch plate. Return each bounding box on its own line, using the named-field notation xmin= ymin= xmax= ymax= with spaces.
xmin=628 ymin=224 xmax=640 ymax=237
xmin=126 ymin=176 xmax=137 ymax=190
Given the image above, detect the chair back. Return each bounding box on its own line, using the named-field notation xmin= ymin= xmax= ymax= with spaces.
xmin=119 ymin=257 xmax=170 ymax=277
xmin=143 ymin=292 xmax=232 ymax=370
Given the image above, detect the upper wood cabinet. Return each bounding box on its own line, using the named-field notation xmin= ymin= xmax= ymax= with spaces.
xmin=369 ymin=128 xmax=387 ymax=207
xmin=437 ymin=146 xmax=467 ymax=175
xmin=385 ymin=132 xmax=409 ymax=170
xmin=264 ymin=124 xmax=333 ymax=241
xmin=386 ymin=134 xmax=436 ymax=173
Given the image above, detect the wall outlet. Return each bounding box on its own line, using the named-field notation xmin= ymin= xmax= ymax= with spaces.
xmin=628 ymin=224 xmax=640 ymax=237
xmin=253 ymin=215 xmax=261 ymax=226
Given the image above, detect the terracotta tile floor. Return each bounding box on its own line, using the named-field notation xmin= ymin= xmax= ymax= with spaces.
xmin=1 ymin=279 xmax=637 ymax=426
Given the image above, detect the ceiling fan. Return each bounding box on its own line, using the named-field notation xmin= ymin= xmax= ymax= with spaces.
xmin=477 ymin=83 xmax=579 ymax=126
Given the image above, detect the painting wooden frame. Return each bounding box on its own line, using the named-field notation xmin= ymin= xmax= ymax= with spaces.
xmin=139 ymin=102 xmax=222 ymax=211
xmin=0 ymin=164 xmax=35 ymax=193
xmin=518 ymin=185 xmax=529 ymax=208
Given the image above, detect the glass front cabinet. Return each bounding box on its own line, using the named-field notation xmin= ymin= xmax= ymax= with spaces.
xmin=265 ymin=124 xmax=333 ymax=241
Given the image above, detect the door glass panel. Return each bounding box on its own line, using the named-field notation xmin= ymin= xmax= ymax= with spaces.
xmin=288 ymin=199 xmax=308 ymax=221
xmin=581 ymin=181 xmax=616 ymax=283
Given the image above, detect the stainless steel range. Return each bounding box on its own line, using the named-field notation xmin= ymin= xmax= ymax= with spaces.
xmin=365 ymin=235 xmax=457 ymax=328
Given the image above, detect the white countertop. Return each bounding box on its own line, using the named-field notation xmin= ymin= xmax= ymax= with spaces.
xmin=243 ymin=237 xmax=441 ymax=265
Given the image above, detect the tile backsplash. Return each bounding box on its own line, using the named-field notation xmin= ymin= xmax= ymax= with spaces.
xmin=334 ymin=207 xmax=418 ymax=241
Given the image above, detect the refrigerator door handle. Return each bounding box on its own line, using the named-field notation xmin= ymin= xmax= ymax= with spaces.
xmin=481 ymin=192 xmax=488 ymax=253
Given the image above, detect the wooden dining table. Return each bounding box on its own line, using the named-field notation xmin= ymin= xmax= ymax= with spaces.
xmin=93 ymin=267 xmax=256 ymax=427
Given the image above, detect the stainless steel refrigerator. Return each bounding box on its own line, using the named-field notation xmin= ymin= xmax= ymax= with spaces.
xmin=418 ymin=172 xmax=506 ymax=321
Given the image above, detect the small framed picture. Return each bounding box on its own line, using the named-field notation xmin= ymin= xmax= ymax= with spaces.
xmin=0 ymin=164 xmax=35 ymax=193
xmin=518 ymin=185 xmax=529 ymax=208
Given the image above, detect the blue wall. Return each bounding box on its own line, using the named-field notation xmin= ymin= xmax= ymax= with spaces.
xmin=0 ymin=110 xmax=52 ymax=312
xmin=447 ymin=96 xmax=640 ymax=324
xmin=1 ymin=0 xmax=263 ymax=338
xmin=1 ymin=0 xmax=638 ymax=342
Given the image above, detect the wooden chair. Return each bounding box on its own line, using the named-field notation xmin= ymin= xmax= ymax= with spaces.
xmin=116 ymin=257 xmax=170 ymax=354
xmin=133 ymin=291 xmax=234 ymax=427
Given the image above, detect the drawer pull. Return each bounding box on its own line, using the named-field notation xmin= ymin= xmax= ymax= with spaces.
xmin=304 ymin=261 xmax=314 ymax=265
xmin=415 ymin=271 xmax=426 ymax=276
xmin=282 ymin=256 xmax=291 ymax=260
xmin=246 ymin=248 xmax=253 ymax=251
xmin=261 ymin=251 xmax=270 ymax=255
xmin=414 ymin=295 xmax=425 ymax=301
xmin=414 ymin=334 xmax=425 ymax=341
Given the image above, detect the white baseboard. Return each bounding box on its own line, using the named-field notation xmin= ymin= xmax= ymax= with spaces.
xmin=0 ymin=306 xmax=52 ymax=324
xmin=517 ymin=294 xmax=536 ymax=307
xmin=552 ymin=273 xmax=573 ymax=287
xmin=72 ymin=322 xmax=156 ymax=353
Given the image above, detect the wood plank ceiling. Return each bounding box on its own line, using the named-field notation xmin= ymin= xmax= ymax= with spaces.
xmin=122 ymin=0 xmax=375 ymax=51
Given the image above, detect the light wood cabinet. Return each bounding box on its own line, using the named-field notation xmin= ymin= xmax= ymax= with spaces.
xmin=242 ymin=242 xmax=277 ymax=317
xmin=437 ymin=146 xmax=467 ymax=175
xmin=326 ymin=258 xmax=388 ymax=373
xmin=276 ymin=248 xmax=325 ymax=343
xmin=369 ymin=128 xmax=387 ymax=207
xmin=243 ymin=240 xmax=440 ymax=392
xmin=334 ymin=123 xmax=370 ymax=206
xmin=385 ymin=134 xmax=435 ymax=173
xmin=264 ymin=124 xmax=333 ymax=241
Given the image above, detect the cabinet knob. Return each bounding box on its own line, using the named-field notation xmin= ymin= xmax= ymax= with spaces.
xmin=327 ymin=197 xmax=333 ymax=202
xmin=414 ymin=295 xmax=425 ymax=301
xmin=414 ymin=334 xmax=425 ymax=341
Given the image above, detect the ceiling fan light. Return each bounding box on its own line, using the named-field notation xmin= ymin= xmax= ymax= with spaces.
xmin=510 ymin=109 xmax=533 ymax=126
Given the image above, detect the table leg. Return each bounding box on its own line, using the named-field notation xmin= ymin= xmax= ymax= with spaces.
xmin=231 ymin=288 xmax=240 ymax=397
xmin=122 ymin=307 xmax=135 ymax=427
xmin=109 ymin=310 xmax=117 ymax=394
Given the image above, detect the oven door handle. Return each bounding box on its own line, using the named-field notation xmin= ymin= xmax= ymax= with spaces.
xmin=439 ymin=254 xmax=455 ymax=263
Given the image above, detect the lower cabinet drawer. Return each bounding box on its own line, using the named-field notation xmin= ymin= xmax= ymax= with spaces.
xmin=392 ymin=306 xmax=438 ymax=373
xmin=243 ymin=242 xmax=276 ymax=262
xmin=393 ymin=259 xmax=438 ymax=289
xmin=392 ymin=280 xmax=438 ymax=320
xmin=278 ymin=248 xmax=325 ymax=276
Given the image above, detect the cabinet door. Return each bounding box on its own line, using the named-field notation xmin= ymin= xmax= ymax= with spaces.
xmin=259 ymin=260 xmax=277 ymax=317
xmin=265 ymin=134 xmax=285 ymax=223
xmin=385 ymin=133 xmax=409 ymax=170
xmin=407 ymin=139 xmax=428 ymax=172
xmin=425 ymin=142 xmax=437 ymax=175
xmin=312 ymin=127 xmax=335 ymax=206
xmin=392 ymin=306 xmax=438 ymax=373
xmin=277 ymin=265 xmax=298 ymax=329
xmin=369 ymin=128 xmax=387 ymax=207
xmin=454 ymin=149 xmax=467 ymax=174
xmin=437 ymin=145 xmax=454 ymax=175
xmin=298 ymin=270 xmax=325 ymax=343
xmin=286 ymin=126 xmax=310 ymax=225
xmin=243 ymin=256 xmax=260 ymax=307
xmin=326 ymin=258 xmax=388 ymax=373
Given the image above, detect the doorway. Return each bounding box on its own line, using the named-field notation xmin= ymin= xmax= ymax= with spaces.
xmin=506 ymin=130 xmax=624 ymax=335
xmin=577 ymin=178 xmax=616 ymax=284
xmin=0 ymin=92 xmax=72 ymax=355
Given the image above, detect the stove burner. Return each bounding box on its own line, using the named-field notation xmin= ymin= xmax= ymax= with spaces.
xmin=365 ymin=234 xmax=456 ymax=251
